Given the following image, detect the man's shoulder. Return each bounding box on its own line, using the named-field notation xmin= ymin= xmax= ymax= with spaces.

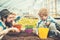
xmin=0 ymin=20 xmax=5 ymax=26
xmin=0 ymin=20 xmax=3 ymax=25
xmin=0 ymin=20 xmax=6 ymax=29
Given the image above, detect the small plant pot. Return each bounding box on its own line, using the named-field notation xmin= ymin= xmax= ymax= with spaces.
xmin=25 ymin=28 xmax=33 ymax=34
xmin=13 ymin=24 xmax=21 ymax=32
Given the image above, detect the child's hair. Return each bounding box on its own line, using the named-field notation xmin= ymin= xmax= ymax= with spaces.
xmin=38 ymin=8 xmax=48 ymax=16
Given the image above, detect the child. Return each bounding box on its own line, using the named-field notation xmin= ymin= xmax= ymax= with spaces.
xmin=36 ymin=8 xmax=60 ymax=37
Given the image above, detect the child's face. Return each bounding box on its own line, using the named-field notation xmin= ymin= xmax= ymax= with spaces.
xmin=39 ymin=13 xmax=48 ymax=21
xmin=42 ymin=16 xmax=47 ymax=21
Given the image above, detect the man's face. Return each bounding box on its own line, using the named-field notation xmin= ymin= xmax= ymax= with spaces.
xmin=5 ymin=14 xmax=16 ymax=27
xmin=6 ymin=14 xmax=16 ymax=22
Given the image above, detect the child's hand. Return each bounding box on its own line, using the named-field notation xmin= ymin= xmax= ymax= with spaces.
xmin=45 ymin=22 xmax=50 ymax=26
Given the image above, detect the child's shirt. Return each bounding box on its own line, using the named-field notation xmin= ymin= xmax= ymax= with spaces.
xmin=37 ymin=16 xmax=56 ymax=28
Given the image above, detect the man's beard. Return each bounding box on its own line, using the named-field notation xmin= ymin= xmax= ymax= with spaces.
xmin=5 ymin=21 xmax=13 ymax=28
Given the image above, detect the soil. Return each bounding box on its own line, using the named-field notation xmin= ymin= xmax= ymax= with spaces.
xmin=2 ymin=31 xmax=60 ymax=40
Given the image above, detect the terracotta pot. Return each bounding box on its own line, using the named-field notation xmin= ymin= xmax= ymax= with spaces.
xmin=13 ymin=24 xmax=21 ymax=31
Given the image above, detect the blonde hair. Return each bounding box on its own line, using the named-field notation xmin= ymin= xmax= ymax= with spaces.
xmin=38 ymin=8 xmax=48 ymax=16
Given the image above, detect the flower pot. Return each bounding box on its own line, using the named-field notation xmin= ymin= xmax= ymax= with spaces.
xmin=25 ymin=28 xmax=33 ymax=34
xmin=13 ymin=24 xmax=21 ymax=32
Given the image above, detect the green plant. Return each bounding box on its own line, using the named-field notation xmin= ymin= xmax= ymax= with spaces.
xmin=25 ymin=25 xmax=33 ymax=29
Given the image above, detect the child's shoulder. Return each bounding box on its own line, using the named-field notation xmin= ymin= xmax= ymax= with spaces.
xmin=48 ymin=16 xmax=54 ymax=19
xmin=37 ymin=19 xmax=42 ymax=24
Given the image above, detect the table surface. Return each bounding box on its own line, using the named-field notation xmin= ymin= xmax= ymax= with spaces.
xmin=2 ymin=31 xmax=60 ymax=40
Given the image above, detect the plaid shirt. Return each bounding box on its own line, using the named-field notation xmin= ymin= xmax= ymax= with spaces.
xmin=37 ymin=16 xmax=56 ymax=28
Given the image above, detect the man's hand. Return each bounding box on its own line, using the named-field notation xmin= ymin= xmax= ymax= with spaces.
xmin=9 ymin=27 xmax=20 ymax=32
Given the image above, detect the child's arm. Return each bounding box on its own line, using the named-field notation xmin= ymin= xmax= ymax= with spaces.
xmin=46 ymin=16 xmax=56 ymax=26
xmin=36 ymin=20 xmax=42 ymax=35
xmin=37 ymin=20 xmax=42 ymax=28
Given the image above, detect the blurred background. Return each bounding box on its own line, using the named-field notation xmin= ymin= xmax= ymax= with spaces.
xmin=0 ymin=0 xmax=60 ymax=18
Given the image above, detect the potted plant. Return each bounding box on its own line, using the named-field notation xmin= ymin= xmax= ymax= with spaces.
xmin=25 ymin=25 xmax=33 ymax=34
